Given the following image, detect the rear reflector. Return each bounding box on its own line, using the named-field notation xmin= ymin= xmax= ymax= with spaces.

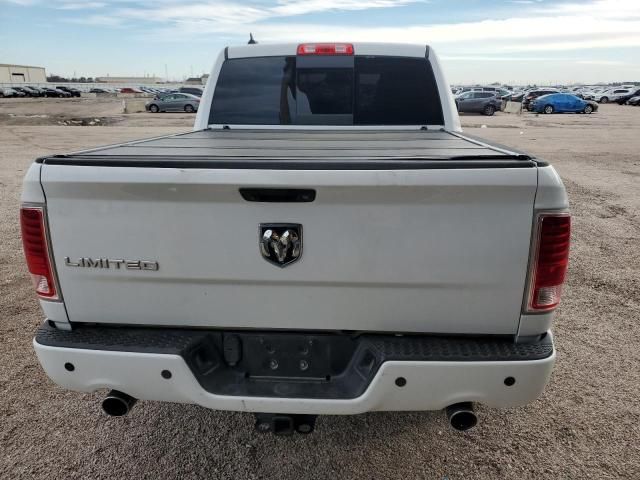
xmin=526 ymin=213 xmax=571 ymax=312
xmin=297 ymin=43 xmax=354 ymax=56
xmin=20 ymin=206 xmax=58 ymax=299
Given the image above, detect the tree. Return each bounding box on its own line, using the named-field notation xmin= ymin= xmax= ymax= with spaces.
xmin=46 ymin=75 xmax=68 ymax=82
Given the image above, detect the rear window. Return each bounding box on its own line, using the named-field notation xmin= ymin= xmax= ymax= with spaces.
xmin=209 ymin=55 xmax=444 ymax=126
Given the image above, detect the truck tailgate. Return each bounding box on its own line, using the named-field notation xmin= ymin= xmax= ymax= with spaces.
xmin=40 ymin=130 xmax=537 ymax=335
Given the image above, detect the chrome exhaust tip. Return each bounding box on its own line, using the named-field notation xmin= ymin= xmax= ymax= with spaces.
xmin=446 ymin=402 xmax=477 ymax=431
xmin=102 ymin=390 xmax=137 ymax=417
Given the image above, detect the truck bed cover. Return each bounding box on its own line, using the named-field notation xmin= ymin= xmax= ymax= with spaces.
xmin=38 ymin=129 xmax=539 ymax=169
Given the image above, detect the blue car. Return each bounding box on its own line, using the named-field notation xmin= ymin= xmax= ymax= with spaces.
xmin=531 ymin=93 xmax=598 ymax=114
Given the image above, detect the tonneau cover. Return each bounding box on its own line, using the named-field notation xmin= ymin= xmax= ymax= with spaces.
xmin=40 ymin=128 xmax=540 ymax=334
xmin=39 ymin=129 xmax=536 ymax=169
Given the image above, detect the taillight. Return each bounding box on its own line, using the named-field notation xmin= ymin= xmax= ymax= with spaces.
xmin=297 ymin=43 xmax=354 ymax=55
xmin=525 ymin=213 xmax=571 ymax=312
xmin=20 ymin=206 xmax=59 ymax=300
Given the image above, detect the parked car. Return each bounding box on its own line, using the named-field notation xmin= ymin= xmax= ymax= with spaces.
xmin=139 ymin=86 xmax=159 ymax=94
xmin=627 ymin=95 xmax=640 ymax=106
xmin=454 ymin=86 xmax=510 ymax=97
xmin=120 ymin=87 xmax=144 ymax=94
xmin=24 ymin=42 xmax=568 ymax=435
xmin=615 ymin=88 xmax=640 ymax=105
xmin=22 ymin=86 xmax=45 ymax=97
xmin=1 ymin=87 xmax=25 ymax=97
xmin=11 ymin=86 xmax=38 ymax=97
xmin=530 ymin=93 xmax=598 ymax=114
xmin=39 ymin=87 xmax=70 ymax=98
xmin=12 ymin=86 xmax=27 ymax=96
xmin=585 ymin=88 xmax=608 ymax=102
xmin=523 ymin=89 xmax=559 ymax=110
xmin=455 ymin=91 xmax=501 ymax=115
xmin=10 ymin=86 xmax=27 ymax=97
xmin=25 ymin=86 xmax=47 ymax=96
xmin=56 ymin=86 xmax=82 ymax=97
xmin=146 ymin=93 xmax=200 ymax=113
xmin=592 ymin=88 xmax=635 ymax=104
xmin=506 ymin=91 xmax=525 ymax=102
xmin=178 ymin=86 xmax=204 ymax=97
xmin=571 ymin=86 xmax=601 ymax=99
xmin=580 ymin=87 xmax=605 ymax=101
xmin=89 ymin=88 xmax=112 ymax=94
xmin=56 ymin=88 xmax=72 ymax=97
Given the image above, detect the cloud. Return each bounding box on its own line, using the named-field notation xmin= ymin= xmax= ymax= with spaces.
xmin=57 ymin=2 xmax=106 ymax=9
xmin=271 ymin=0 xmax=418 ymax=16
xmin=441 ymin=55 xmax=565 ymax=62
xmin=53 ymin=0 xmax=420 ymax=24
xmin=51 ymin=0 xmax=639 ymax=57
xmin=135 ymin=11 xmax=640 ymax=57
xmin=497 ymin=34 xmax=640 ymax=52
xmin=576 ymin=60 xmax=626 ymax=65
xmin=0 ymin=0 xmax=38 ymax=5
xmin=540 ymin=0 xmax=640 ymax=18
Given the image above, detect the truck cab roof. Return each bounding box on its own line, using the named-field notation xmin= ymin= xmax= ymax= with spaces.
xmin=225 ymin=42 xmax=432 ymax=59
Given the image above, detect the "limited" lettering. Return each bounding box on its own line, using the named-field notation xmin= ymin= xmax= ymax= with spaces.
xmin=64 ymin=257 xmax=159 ymax=271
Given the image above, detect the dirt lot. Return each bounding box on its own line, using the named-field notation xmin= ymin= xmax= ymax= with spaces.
xmin=0 ymin=96 xmax=194 ymax=128
xmin=1 ymin=98 xmax=639 ymax=479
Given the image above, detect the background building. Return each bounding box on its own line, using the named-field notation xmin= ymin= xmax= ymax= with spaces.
xmin=95 ymin=76 xmax=162 ymax=84
xmin=0 ymin=64 xmax=47 ymax=83
xmin=185 ymin=74 xmax=209 ymax=85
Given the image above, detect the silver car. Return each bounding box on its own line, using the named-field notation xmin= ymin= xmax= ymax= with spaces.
xmin=146 ymin=93 xmax=200 ymax=113
xmin=1 ymin=87 xmax=25 ymax=98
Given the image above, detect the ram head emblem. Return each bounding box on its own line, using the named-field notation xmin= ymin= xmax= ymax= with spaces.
xmin=259 ymin=224 xmax=302 ymax=268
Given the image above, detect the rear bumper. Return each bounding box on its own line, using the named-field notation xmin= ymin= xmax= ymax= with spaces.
xmin=33 ymin=323 xmax=555 ymax=415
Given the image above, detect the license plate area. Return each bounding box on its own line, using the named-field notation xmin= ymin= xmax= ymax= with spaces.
xmin=183 ymin=331 xmax=379 ymax=399
xmin=241 ymin=334 xmax=344 ymax=380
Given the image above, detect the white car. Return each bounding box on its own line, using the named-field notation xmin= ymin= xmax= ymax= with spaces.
xmin=580 ymin=87 xmax=606 ymax=100
xmin=456 ymin=86 xmax=510 ymax=97
xmin=23 ymin=42 xmax=569 ymax=436
xmin=591 ymin=87 xmax=635 ymax=103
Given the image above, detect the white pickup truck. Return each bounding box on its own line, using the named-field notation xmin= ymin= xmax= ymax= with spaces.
xmin=22 ymin=42 xmax=570 ymax=435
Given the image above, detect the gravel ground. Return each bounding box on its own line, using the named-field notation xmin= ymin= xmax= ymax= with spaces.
xmin=1 ymin=99 xmax=639 ymax=479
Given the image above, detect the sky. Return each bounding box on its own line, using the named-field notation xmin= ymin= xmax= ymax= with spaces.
xmin=1 ymin=0 xmax=639 ymax=84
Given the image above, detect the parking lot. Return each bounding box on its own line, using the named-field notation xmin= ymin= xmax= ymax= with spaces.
xmin=1 ymin=97 xmax=639 ymax=479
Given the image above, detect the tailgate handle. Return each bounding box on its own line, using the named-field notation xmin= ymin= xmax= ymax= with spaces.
xmin=239 ymin=188 xmax=316 ymax=203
